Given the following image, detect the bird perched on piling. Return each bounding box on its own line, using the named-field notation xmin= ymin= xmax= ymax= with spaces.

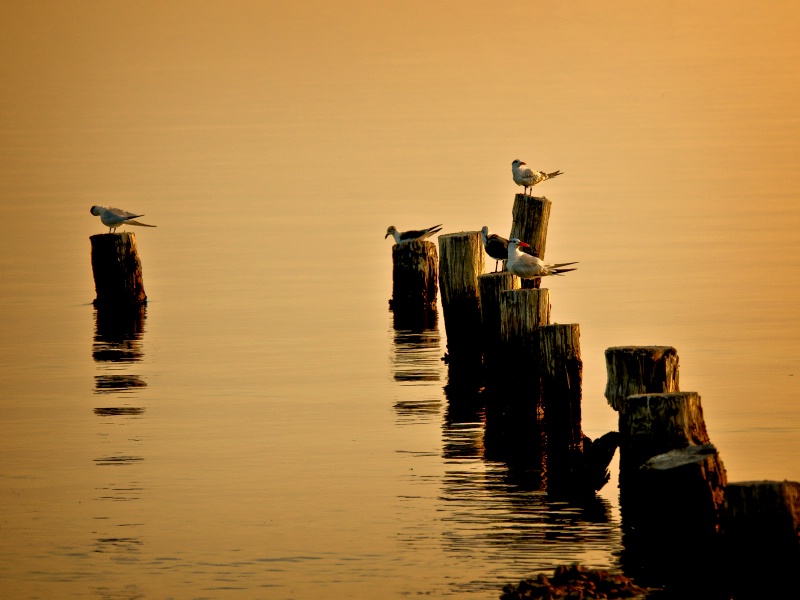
xmin=506 ymin=238 xmax=577 ymax=279
xmin=385 ymin=224 xmax=443 ymax=245
xmin=90 ymin=206 xmax=157 ymax=233
xmin=511 ymin=159 xmax=562 ymax=195
xmin=480 ymin=226 xmax=509 ymax=272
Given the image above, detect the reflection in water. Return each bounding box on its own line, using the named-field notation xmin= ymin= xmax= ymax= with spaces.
xmin=94 ymin=374 xmax=148 ymax=393
xmin=391 ymin=310 xmax=444 ymax=425
xmin=434 ymin=349 xmax=618 ymax=594
xmin=91 ymin=305 xmax=148 ymax=565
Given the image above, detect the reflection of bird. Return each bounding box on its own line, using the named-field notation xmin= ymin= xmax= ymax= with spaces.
xmin=90 ymin=206 xmax=157 ymax=233
xmin=385 ymin=224 xmax=443 ymax=244
xmin=511 ymin=159 xmax=562 ymax=194
xmin=480 ymin=226 xmax=509 ymax=272
xmin=506 ymin=238 xmax=577 ymax=279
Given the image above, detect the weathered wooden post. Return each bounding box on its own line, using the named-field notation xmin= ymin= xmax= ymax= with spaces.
xmin=616 ymin=391 xmax=712 ymax=473
xmin=389 ymin=240 xmax=438 ymax=314
xmin=604 ymin=346 xmax=680 ymax=411
xmin=90 ymin=232 xmax=147 ymax=307
xmin=438 ymin=231 xmax=485 ymax=369
xmin=478 ymin=271 xmax=520 ymax=371
xmin=621 ymin=443 xmax=728 ymax=592
xmin=536 ymin=323 xmax=583 ymax=451
xmin=509 ymin=195 xmax=551 ymax=289
xmin=497 ymin=288 xmax=550 ymax=411
xmin=721 ymin=480 xmax=800 ymax=596
xmin=509 ymin=195 xmax=551 ymax=259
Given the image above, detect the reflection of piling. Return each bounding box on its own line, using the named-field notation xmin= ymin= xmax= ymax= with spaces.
xmin=438 ymin=231 xmax=485 ymax=369
xmin=390 ymin=240 xmax=438 ymax=313
xmin=478 ymin=271 xmax=520 ymax=371
xmin=90 ymin=233 xmax=147 ymax=307
xmin=509 ymin=194 xmax=551 ymax=289
xmin=604 ymin=346 xmax=680 ymax=411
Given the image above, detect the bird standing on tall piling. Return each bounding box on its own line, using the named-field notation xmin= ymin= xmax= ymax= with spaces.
xmin=480 ymin=226 xmax=509 ymax=272
xmin=511 ymin=159 xmax=562 ymax=195
xmin=385 ymin=224 xmax=443 ymax=245
xmin=90 ymin=206 xmax=157 ymax=233
xmin=506 ymin=238 xmax=577 ymax=279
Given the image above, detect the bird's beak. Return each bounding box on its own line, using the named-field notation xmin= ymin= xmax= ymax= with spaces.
xmin=384 ymin=232 xmax=390 ymax=239
xmin=519 ymin=242 xmax=531 ymax=248
xmin=520 ymin=161 xmax=526 ymax=165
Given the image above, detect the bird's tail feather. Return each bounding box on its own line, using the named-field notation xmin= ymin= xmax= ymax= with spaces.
xmin=549 ymin=261 xmax=578 ymax=268
xmin=552 ymin=267 xmax=577 ymax=275
xmin=547 ymin=170 xmax=563 ymax=179
xmin=127 ymin=220 xmax=157 ymax=228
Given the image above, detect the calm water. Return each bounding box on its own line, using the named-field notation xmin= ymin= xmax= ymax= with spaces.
xmin=1 ymin=2 xmax=799 ymax=598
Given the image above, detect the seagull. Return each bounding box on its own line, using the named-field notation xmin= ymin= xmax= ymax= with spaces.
xmin=480 ymin=226 xmax=509 ymax=272
xmin=511 ymin=159 xmax=563 ymax=195
xmin=506 ymin=238 xmax=577 ymax=279
xmin=385 ymin=224 xmax=443 ymax=244
xmin=90 ymin=205 xmax=156 ymax=233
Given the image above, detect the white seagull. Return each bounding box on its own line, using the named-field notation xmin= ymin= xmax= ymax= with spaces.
xmin=90 ymin=205 xmax=157 ymax=233
xmin=506 ymin=238 xmax=577 ymax=279
xmin=480 ymin=226 xmax=509 ymax=272
xmin=385 ymin=224 xmax=443 ymax=244
xmin=511 ymin=159 xmax=563 ymax=195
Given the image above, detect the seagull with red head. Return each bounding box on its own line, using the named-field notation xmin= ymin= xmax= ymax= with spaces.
xmin=90 ymin=205 xmax=156 ymax=233
xmin=511 ymin=159 xmax=562 ymax=195
xmin=506 ymin=238 xmax=577 ymax=279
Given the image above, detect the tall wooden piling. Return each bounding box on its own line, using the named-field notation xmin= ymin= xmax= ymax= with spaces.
xmin=536 ymin=324 xmax=583 ymax=451
xmin=478 ymin=271 xmax=520 ymax=370
xmin=90 ymin=232 xmax=147 ymax=307
xmin=438 ymin=231 xmax=485 ymax=368
xmin=390 ymin=240 xmax=438 ymax=313
xmin=604 ymin=346 xmax=680 ymax=411
xmin=509 ymin=194 xmax=551 ymax=259
xmin=509 ymin=195 xmax=552 ymax=290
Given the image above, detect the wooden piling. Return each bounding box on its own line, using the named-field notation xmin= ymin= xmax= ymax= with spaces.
xmin=498 ymin=288 xmax=550 ymax=410
xmin=620 ymin=443 xmax=728 ymax=592
xmin=604 ymin=346 xmax=680 ymax=411
xmin=617 ymin=391 xmax=712 ymax=475
xmin=438 ymin=231 xmax=485 ymax=367
xmin=723 ymin=480 xmax=800 ymax=553
xmin=509 ymin=194 xmax=551 ymax=259
xmin=536 ymin=323 xmax=583 ymax=451
xmin=90 ymin=232 xmax=147 ymax=307
xmin=509 ymin=195 xmax=552 ymax=290
xmin=478 ymin=271 xmax=520 ymax=370
xmin=390 ymin=240 xmax=438 ymax=312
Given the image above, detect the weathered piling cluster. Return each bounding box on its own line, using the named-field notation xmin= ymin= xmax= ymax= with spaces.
xmin=605 ymin=346 xmax=800 ymax=593
xmin=387 ymin=187 xmax=613 ymax=495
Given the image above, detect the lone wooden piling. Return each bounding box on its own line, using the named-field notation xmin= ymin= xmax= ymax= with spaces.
xmin=478 ymin=271 xmax=520 ymax=370
xmin=438 ymin=231 xmax=485 ymax=367
xmin=390 ymin=240 xmax=438 ymax=313
xmin=604 ymin=346 xmax=680 ymax=411
xmin=90 ymin=232 xmax=147 ymax=307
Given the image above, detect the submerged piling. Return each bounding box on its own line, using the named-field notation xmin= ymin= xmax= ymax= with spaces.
xmin=90 ymin=232 xmax=147 ymax=307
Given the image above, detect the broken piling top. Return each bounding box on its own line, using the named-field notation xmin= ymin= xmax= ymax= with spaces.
xmin=604 ymin=346 xmax=680 ymax=411
xmin=90 ymin=232 xmax=147 ymax=307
